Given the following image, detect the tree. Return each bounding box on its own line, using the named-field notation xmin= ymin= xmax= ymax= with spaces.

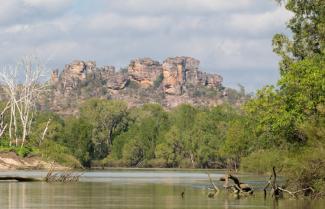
xmin=278 ymin=55 xmax=325 ymax=118
xmin=156 ymin=125 xmax=184 ymax=167
xmin=273 ymin=0 xmax=324 ymax=73
xmin=29 ymin=111 xmax=64 ymax=147
xmin=61 ymin=117 xmax=93 ymax=167
xmin=112 ymin=104 xmax=170 ymax=166
xmin=221 ymin=119 xmax=255 ymax=167
xmin=0 ymin=56 xmax=47 ymax=147
xmin=80 ymin=99 xmax=128 ymax=159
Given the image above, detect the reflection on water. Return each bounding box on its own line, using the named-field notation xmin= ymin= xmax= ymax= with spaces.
xmin=0 ymin=170 xmax=323 ymax=209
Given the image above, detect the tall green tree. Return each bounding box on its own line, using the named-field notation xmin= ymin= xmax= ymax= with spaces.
xmin=80 ymin=99 xmax=128 ymax=159
xmin=61 ymin=117 xmax=93 ymax=167
xmin=273 ymin=0 xmax=324 ymax=73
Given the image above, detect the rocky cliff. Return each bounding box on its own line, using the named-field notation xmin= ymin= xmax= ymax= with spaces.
xmin=47 ymin=56 xmax=229 ymax=114
xmin=128 ymin=58 xmax=162 ymax=87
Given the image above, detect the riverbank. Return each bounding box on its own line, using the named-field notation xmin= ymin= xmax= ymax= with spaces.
xmin=0 ymin=151 xmax=66 ymax=170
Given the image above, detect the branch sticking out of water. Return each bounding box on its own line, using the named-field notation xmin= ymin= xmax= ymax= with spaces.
xmin=44 ymin=163 xmax=83 ymax=183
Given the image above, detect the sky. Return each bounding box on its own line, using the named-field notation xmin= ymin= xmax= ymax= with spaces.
xmin=0 ymin=0 xmax=292 ymax=92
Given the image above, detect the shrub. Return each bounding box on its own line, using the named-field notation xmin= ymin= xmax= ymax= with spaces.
xmin=153 ymin=73 xmax=164 ymax=88
xmin=146 ymin=159 xmax=168 ymax=168
xmin=100 ymin=156 xmax=127 ymax=167
xmin=284 ymin=148 xmax=325 ymax=194
xmin=241 ymin=149 xmax=288 ymax=174
xmin=40 ymin=141 xmax=81 ymax=168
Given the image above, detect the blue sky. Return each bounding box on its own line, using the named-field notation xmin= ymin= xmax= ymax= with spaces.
xmin=0 ymin=0 xmax=291 ymax=92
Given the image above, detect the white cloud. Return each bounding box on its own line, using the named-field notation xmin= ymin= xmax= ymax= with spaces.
xmin=0 ymin=0 xmax=20 ymax=24
xmin=86 ymin=14 xmax=170 ymax=32
xmin=23 ymin=0 xmax=75 ymax=12
xmin=105 ymin=0 xmax=266 ymax=15
xmin=0 ymin=0 xmax=291 ymax=91
xmin=0 ymin=0 xmax=75 ymax=26
xmin=229 ymin=6 xmax=292 ymax=33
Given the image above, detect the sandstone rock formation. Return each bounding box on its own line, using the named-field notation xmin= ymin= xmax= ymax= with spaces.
xmin=50 ymin=69 xmax=59 ymax=84
xmin=128 ymin=58 xmax=162 ymax=87
xmin=162 ymin=57 xmax=222 ymax=95
xmin=48 ymin=57 xmax=226 ymax=114
xmin=62 ymin=60 xmax=96 ymax=81
xmin=53 ymin=61 xmax=128 ymax=94
xmin=49 ymin=60 xmax=128 ymax=114
xmin=125 ymin=56 xmax=223 ymax=95
xmin=101 ymin=67 xmax=129 ymax=90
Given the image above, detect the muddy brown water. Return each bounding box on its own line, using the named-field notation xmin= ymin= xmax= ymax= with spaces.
xmin=0 ymin=169 xmax=324 ymax=209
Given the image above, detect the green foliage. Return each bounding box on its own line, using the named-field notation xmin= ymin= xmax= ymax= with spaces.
xmin=284 ymin=147 xmax=325 ymax=193
xmin=60 ymin=117 xmax=93 ymax=167
xmin=245 ymin=56 xmax=325 ymax=146
xmin=104 ymin=103 xmax=245 ymax=168
xmin=40 ymin=140 xmax=81 ymax=168
xmin=241 ymin=149 xmax=288 ymax=174
xmin=221 ymin=118 xmax=255 ymax=161
xmin=278 ymin=55 xmax=325 ymax=118
xmin=273 ymin=0 xmax=324 ymax=73
xmin=0 ymin=145 xmax=35 ymax=158
xmin=242 ymin=1 xmax=325 ymax=195
xmin=112 ymin=104 xmax=170 ymax=166
xmin=153 ymin=73 xmax=164 ymax=88
xmin=122 ymin=139 xmax=144 ymax=166
xmin=17 ymin=146 xmax=33 ymax=157
xmin=80 ymin=99 xmax=128 ymax=159
xmin=29 ymin=111 xmax=64 ymax=147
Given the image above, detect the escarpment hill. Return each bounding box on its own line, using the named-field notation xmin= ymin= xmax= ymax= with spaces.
xmin=47 ymin=56 xmax=246 ymax=115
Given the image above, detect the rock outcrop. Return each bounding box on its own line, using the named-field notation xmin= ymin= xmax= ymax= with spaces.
xmin=162 ymin=57 xmax=222 ymax=95
xmin=128 ymin=58 xmax=162 ymax=87
xmin=50 ymin=69 xmax=59 ymax=84
xmin=125 ymin=56 xmax=223 ymax=95
xmin=162 ymin=57 xmax=198 ymax=95
xmin=97 ymin=66 xmax=128 ymax=90
xmin=53 ymin=61 xmax=128 ymax=93
xmin=62 ymin=60 xmax=96 ymax=80
xmin=48 ymin=56 xmax=226 ymax=114
xmin=49 ymin=60 xmax=129 ymax=114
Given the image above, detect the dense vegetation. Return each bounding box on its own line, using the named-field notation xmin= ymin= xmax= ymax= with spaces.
xmin=0 ymin=0 xmax=324 ymax=197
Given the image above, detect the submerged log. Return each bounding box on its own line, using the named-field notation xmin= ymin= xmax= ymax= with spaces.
xmin=223 ymin=173 xmax=254 ymax=195
xmin=207 ymin=172 xmax=253 ymax=197
xmin=207 ymin=173 xmax=220 ymax=198
xmin=0 ymin=176 xmax=42 ymax=182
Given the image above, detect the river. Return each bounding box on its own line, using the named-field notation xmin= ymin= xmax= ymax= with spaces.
xmin=0 ymin=169 xmax=323 ymax=209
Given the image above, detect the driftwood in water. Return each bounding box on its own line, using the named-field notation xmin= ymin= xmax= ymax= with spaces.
xmin=263 ymin=167 xmax=314 ymax=199
xmin=44 ymin=164 xmax=82 ymax=183
xmin=0 ymin=176 xmax=41 ymax=182
xmin=263 ymin=167 xmax=283 ymax=198
xmin=221 ymin=173 xmax=254 ymax=195
xmin=207 ymin=173 xmax=220 ymax=198
xmin=207 ymin=172 xmax=253 ymax=197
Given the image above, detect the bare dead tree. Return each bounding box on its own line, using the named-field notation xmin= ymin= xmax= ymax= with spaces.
xmin=39 ymin=118 xmax=51 ymax=145
xmin=0 ymin=56 xmax=48 ymax=147
xmin=263 ymin=167 xmax=314 ymax=199
xmin=0 ymin=102 xmax=10 ymax=139
xmin=207 ymin=173 xmax=220 ymax=198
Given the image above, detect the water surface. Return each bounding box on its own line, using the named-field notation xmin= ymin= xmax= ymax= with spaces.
xmin=0 ymin=169 xmax=323 ymax=209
